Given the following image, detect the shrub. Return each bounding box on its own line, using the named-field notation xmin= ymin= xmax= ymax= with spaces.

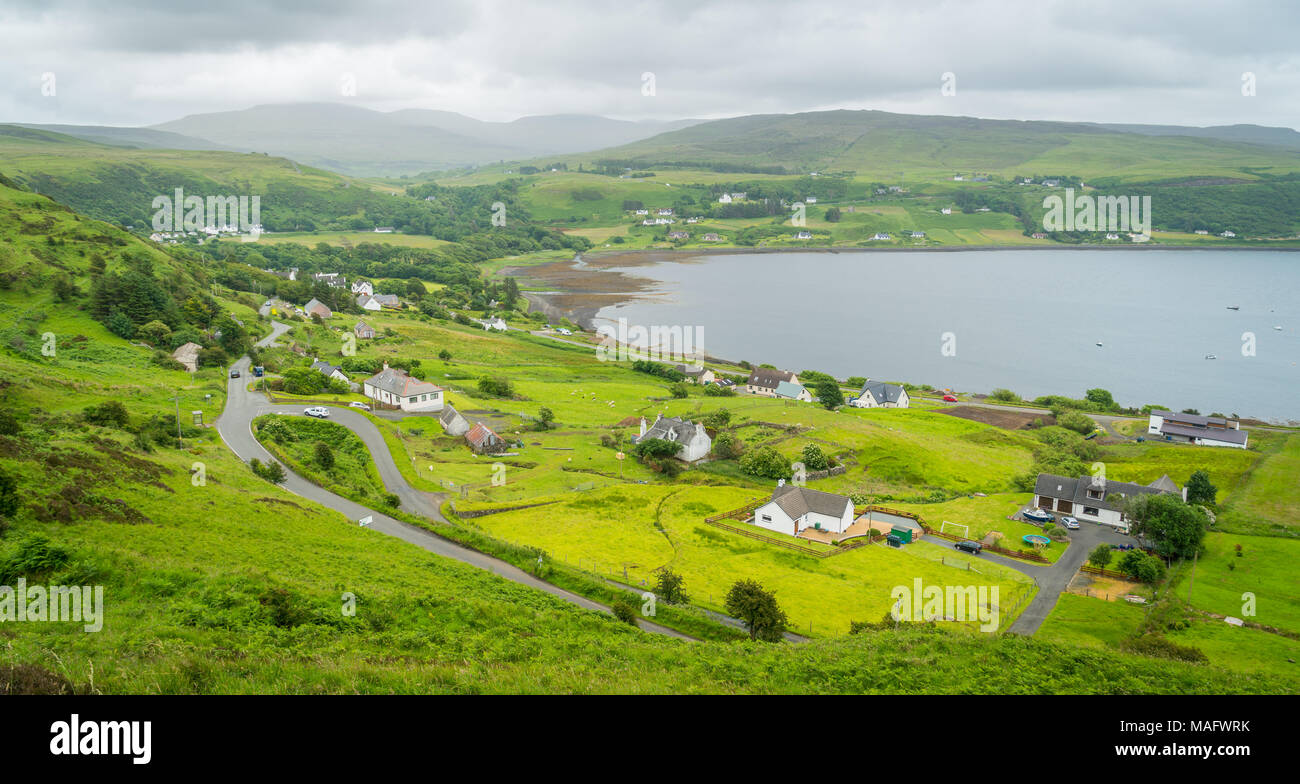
xmin=801 ymin=443 xmax=829 ymax=471
xmin=83 ymin=401 xmax=130 ymax=429
xmin=739 ymin=446 xmax=791 ymax=480
xmin=1056 ymin=410 xmax=1096 ymax=435
xmin=653 ymin=568 xmax=689 ymax=605
xmin=477 ymin=376 xmax=515 ymax=398
xmin=250 ymin=458 xmax=286 ymax=484
xmin=669 ymin=383 xmax=689 ymax=399
xmin=611 ymin=599 xmax=639 ymax=626
xmin=724 ymin=579 xmax=788 ymax=642
xmin=314 ymin=441 xmax=335 ymax=470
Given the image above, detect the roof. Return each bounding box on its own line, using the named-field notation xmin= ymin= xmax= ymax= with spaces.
xmin=364 ymin=365 xmax=441 ymax=399
xmin=1033 ymin=473 xmax=1177 ymax=513
xmin=1152 ymin=410 xmax=1236 ymax=428
xmin=635 ymin=414 xmax=704 ymax=444
xmin=304 ymin=298 xmax=331 ymax=314
xmin=675 ymin=364 xmax=709 ymax=377
xmin=768 ymin=483 xmax=852 ymax=520
xmin=466 ymin=422 xmax=501 ymax=448
xmin=857 ymin=380 xmax=906 ymax=405
xmin=311 ymin=359 xmax=344 ymax=377
xmin=353 ymin=320 xmax=373 ymax=333
xmin=373 ymin=294 xmax=401 ymax=306
xmin=1159 ymin=423 xmax=1248 ymax=445
xmin=774 ymin=381 xmax=806 ymax=399
xmin=748 ymin=367 xmax=795 ymax=390
xmin=171 ymin=342 xmax=201 ymax=359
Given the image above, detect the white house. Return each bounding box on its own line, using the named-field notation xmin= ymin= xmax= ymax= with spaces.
xmin=1147 ymin=411 xmax=1248 ymax=449
xmin=362 ymin=363 xmax=444 ymax=413
xmin=484 ymin=317 xmax=508 ymax=332
xmin=746 ymin=368 xmax=799 ymax=397
xmin=351 ymin=280 xmax=374 ymax=296
xmin=1221 ymin=230 xmax=1236 ymax=238
xmin=940 ymin=207 xmax=953 ymax=215
xmin=774 ymin=380 xmax=812 ymax=402
xmin=438 ymin=404 xmax=471 ymax=437
xmin=805 ymin=196 xmax=817 ymax=204
xmin=795 ymin=231 xmax=813 ymax=240
xmin=851 ymin=381 xmax=910 ymax=409
xmin=872 ymin=232 xmax=892 ymax=241
xmin=674 ymin=364 xmax=715 ymax=384
xmin=310 ymin=359 xmax=350 ymax=385
xmin=634 ymin=414 xmax=711 ymax=462
xmin=753 ymin=480 xmax=854 ymax=536
xmin=1034 ymin=473 xmax=1183 ymax=530
xmin=356 ymin=294 xmax=383 ymax=311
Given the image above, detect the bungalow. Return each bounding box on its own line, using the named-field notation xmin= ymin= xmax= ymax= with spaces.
xmin=466 ymin=421 xmax=506 ymax=454
xmin=1147 ymin=410 xmax=1248 ymax=449
xmin=483 ymin=317 xmax=508 ymax=332
xmin=1033 ymin=472 xmax=1183 ymax=530
xmin=373 ymin=227 xmax=394 ymax=233
xmin=356 ymin=294 xmax=382 ymax=311
xmin=1031 ymin=232 xmax=1048 ymax=240
xmin=911 ymin=231 xmax=925 ymax=239
xmin=438 ymin=404 xmax=471 ymax=437
xmin=940 ymin=207 xmax=952 ymax=215
xmin=795 ymin=230 xmax=813 ymax=240
xmin=872 ymin=232 xmax=892 ymax=241
xmin=635 ymin=209 xmax=649 ymax=216
xmin=752 ymin=480 xmax=854 ymax=536
xmin=303 ymin=298 xmax=333 ymax=320
xmin=1220 ymin=230 xmax=1236 ymax=238
xmin=172 ymin=342 xmax=202 ymax=373
xmin=310 ymin=358 xmax=349 ymax=384
xmin=634 ymin=414 xmax=711 ymax=462
xmin=851 ymin=381 xmax=909 ymax=408
xmin=805 ymin=196 xmax=817 ymax=204
xmin=774 ymin=381 xmax=812 ymax=402
xmin=674 ymin=363 xmax=715 ymax=384
xmin=746 ymin=367 xmax=800 ymax=397
xmin=313 ymin=272 xmax=345 ymax=288
xmin=657 ymin=208 xmax=674 ymax=216
xmin=351 ymin=280 xmax=374 ymax=296
xmin=372 ymin=293 xmax=402 ymax=310
xmin=1194 ymin=229 xmax=1209 ymax=235
xmin=362 ymin=363 xmax=444 ymax=413
xmin=703 ymin=233 xmax=723 ymax=242
xmin=353 ymin=321 xmax=375 ymax=339
xmin=1105 ymin=233 xmax=1120 ymax=240
xmin=668 ymin=230 xmax=689 ymax=240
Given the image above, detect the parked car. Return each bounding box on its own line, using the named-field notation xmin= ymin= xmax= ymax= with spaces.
xmin=229 ymin=369 xmax=240 ymax=378
xmin=304 ymin=406 xmax=330 ymax=418
xmin=955 ymin=540 xmax=983 ymax=555
xmin=557 ymin=328 xmax=572 ymax=335
xmin=942 ymin=394 xmax=958 ymax=402
xmin=1061 ymin=516 xmax=1080 ymax=529
xmin=1022 ymin=508 xmax=1055 ymax=523
xmin=348 ymin=402 xmax=371 ymax=411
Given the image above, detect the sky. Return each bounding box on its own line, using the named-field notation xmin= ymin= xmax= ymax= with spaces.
xmin=2 ymin=0 xmax=1298 ymax=130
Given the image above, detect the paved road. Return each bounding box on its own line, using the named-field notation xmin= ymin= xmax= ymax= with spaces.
xmin=921 ymin=518 xmax=1137 ymax=635
xmin=255 ymin=320 xmax=292 ymax=349
xmin=214 ymin=354 xmax=693 ymax=640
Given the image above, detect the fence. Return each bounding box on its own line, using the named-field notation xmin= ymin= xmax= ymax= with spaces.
xmin=920 ymin=523 xmax=1052 ymax=564
xmin=1080 ymin=563 xmax=1137 ymax=580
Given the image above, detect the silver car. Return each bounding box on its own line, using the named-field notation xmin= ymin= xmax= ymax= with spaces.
xmin=303 ymin=406 xmax=330 ymax=418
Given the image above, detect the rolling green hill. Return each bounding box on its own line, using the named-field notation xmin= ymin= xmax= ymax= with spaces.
xmin=571 ymin=109 xmax=1300 ymax=182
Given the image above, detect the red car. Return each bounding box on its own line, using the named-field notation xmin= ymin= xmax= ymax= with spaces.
xmin=942 ymin=394 xmax=958 ymax=402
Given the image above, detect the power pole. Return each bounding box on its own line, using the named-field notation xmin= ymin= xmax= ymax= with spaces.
xmin=173 ymin=392 xmax=182 ymax=447
xmin=1187 ymin=548 xmax=1198 ymax=602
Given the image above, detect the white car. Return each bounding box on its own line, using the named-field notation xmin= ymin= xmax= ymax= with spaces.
xmin=303 ymin=406 xmax=330 ymax=418
xmin=557 ymin=328 xmax=572 ymax=335
xmin=1061 ymin=516 xmax=1080 ymax=530
xmin=348 ymin=402 xmax=371 ymax=411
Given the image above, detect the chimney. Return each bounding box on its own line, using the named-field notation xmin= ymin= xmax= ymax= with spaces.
xmin=777 ymin=478 xmax=786 ymax=487
xmin=1182 ymin=486 xmax=1188 ymax=502
xmin=639 ymin=417 xmax=647 ymax=437
xmin=382 ymin=361 xmax=389 ymax=370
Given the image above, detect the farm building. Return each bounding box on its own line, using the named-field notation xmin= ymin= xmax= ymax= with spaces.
xmin=303 ymin=298 xmax=332 ymax=319
xmin=752 ymin=480 xmax=854 ymax=536
xmin=353 ymin=321 xmax=375 ymax=339
xmin=438 ymin=405 xmax=471 ymax=437
xmin=362 ymin=363 xmax=444 ymax=413
xmin=466 ymin=422 xmax=506 ymax=454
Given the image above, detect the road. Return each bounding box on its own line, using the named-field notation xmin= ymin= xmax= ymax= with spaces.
xmin=214 ymin=353 xmax=693 ymax=640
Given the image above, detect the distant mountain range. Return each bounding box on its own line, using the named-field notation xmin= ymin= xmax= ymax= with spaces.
xmin=11 ymin=103 xmax=1300 ymax=181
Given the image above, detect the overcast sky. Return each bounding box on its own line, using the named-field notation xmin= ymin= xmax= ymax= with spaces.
xmin=3 ymin=0 xmax=1298 ymax=130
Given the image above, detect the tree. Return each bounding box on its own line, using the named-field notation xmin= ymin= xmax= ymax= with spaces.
xmin=1185 ymin=469 xmax=1217 ymax=506
xmin=725 ymin=579 xmax=788 ymax=642
xmin=1056 ymin=410 xmax=1095 ymax=435
xmin=314 ymin=441 xmax=334 ymax=470
xmin=801 ymin=443 xmax=829 ymax=471
xmin=1119 ymin=550 xmax=1166 ymax=583
xmin=654 ymin=568 xmax=689 ymax=605
xmin=84 ymin=401 xmax=130 ymax=429
xmin=669 ymin=383 xmax=689 ymax=399
xmin=406 ymin=279 xmax=426 ymax=298
xmin=1125 ymin=493 xmax=1209 ymax=560
xmin=633 ymin=438 xmax=681 ymax=463
xmin=702 ymin=408 xmax=731 ymax=429
xmin=1085 ymin=388 xmax=1116 ymax=410
xmin=438 ymin=349 xmax=452 ymax=361
xmin=713 ymin=431 xmax=742 ymax=459
xmin=536 ymin=407 xmax=555 ymax=431
xmin=1087 ymin=544 xmax=1114 ymax=570
xmin=739 ymin=446 xmax=791 ymax=480
xmin=824 ymin=206 xmax=842 ymax=222
xmin=611 ymin=599 xmax=639 ymax=626
xmin=845 ymin=376 xmax=867 ymax=388
xmin=477 ymin=376 xmax=514 ymax=398
xmin=814 ymin=378 xmax=843 ymax=410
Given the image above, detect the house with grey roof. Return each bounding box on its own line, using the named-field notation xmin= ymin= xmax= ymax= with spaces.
xmin=372 ymin=293 xmax=402 ymax=309
xmin=774 ymin=380 xmax=812 ymax=402
xmin=1147 ymin=410 xmax=1247 ymax=449
xmin=745 ymin=367 xmax=800 ymax=397
xmin=753 ymin=480 xmax=854 ymax=536
xmin=850 ymin=380 xmax=910 ymax=409
xmin=362 ymin=363 xmax=444 ymax=413
xmin=303 ymin=298 xmax=332 ymax=320
xmin=674 ymin=363 xmax=715 ymax=385
xmin=1033 ymin=473 xmax=1184 ymax=530
xmin=310 ymin=358 xmax=349 ymax=385
xmin=634 ymin=413 xmax=711 ymax=462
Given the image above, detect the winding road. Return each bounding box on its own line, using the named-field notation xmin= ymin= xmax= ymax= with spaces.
xmin=215 ymin=349 xmax=693 ymax=640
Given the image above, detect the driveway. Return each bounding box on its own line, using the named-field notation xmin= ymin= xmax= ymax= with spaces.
xmin=215 ymin=354 xmax=693 ymax=640
xmin=921 ymin=519 xmax=1138 ymax=635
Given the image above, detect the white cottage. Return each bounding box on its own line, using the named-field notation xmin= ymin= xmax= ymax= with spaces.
xmin=362 ymin=363 xmax=444 ymax=413
xmin=753 ymin=481 xmax=854 ymax=536
xmin=634 ymin=414 xmax=711 ymax=462
xmin=851 ymin=381 xmax=909 ymax=409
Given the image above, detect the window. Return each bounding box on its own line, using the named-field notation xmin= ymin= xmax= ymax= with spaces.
xmin=1086 ymin=489 xmax=1102 ymax=500
xmin=761 ymin=514 xmax=772 ymax=523
xmin=1083 ymin=506 xmax=1100 ymax=517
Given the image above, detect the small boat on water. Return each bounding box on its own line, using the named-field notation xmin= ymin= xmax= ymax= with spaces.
xmin=1095 ymin=341 xmax=1103 ymax=347
xmin=1205 ymin=353 xmax=1218 ymax=360
xmin=1275 ymin=326 xmax=1284 ymax=331
xmin=1226 ymin=305 xmax=1240 ymax=310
